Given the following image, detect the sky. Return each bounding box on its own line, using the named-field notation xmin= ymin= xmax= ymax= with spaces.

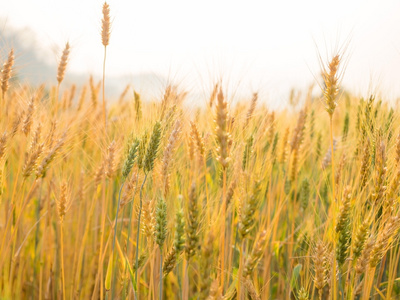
xmin=1 ymin=0 xmax=400 ymax=106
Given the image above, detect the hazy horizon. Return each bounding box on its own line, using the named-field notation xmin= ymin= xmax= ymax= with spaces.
xmin=2 ymin=0 xmax=400 ymax=106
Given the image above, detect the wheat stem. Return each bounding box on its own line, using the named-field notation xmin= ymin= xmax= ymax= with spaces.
xmin=60 ymin=222 xmax=66 ymax=300
xmin=159 ymin=248 xmax=163 ymax=300
xmin=135 ymin=173 xmax=148 ymax=292
xmin=102 ymin=46 xmax=107 ymax=131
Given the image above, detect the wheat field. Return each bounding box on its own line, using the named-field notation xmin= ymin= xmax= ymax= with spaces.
xmin=0 ymin=2 xmax=399 ymax=300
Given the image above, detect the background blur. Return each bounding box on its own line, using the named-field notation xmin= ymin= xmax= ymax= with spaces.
xmin=1 ymin=0 xmax=400 ymax=107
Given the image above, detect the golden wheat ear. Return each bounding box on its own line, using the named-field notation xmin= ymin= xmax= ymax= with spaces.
xmin=102 ymin=2 xmax=111 ymax=47
xmin=101 ymin=2 xmax=111 ymax=130
xmin=322 ymin=55 xmax=340 ymax=117
xmin=215 ymin=88 xmax=231 ymax=169
xmin=57 ymin=43 xmax=70 ymax=85
xmin=1 ymin=48 xmax=15 ymax=99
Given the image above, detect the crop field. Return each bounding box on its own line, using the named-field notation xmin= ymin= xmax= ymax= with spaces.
xmin=0 ymin=2 xmax=399 ymax=300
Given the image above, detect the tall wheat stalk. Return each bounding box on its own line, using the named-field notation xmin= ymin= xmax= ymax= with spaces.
xmin=101 ymin=2 xmax=110 ymax=130
xmin=322 ymin=53 xmax=341 ymax=300
xmin=215 ymin=87 xmax=231 ymax=292
xmin=57 ymin=183 xmax=69 ymax=300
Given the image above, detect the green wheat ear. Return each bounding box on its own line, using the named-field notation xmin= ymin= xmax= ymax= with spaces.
xmin=174 ymin=209 xmax=185 ymax=252
xmin=155 ymin=197 xmax=167 ymax=248
xmin=297 ymin=287 xmax=309 ymax=300
xmin=239 ymin=179 xmax=262 ymax=240
xmin=242 ymin=134 xmax=254 ymax=171
xmin=121 ymin=138 xmax=140 ymax=181
xmin=162 ymin=209 xmax=185 ymax=277
xmin=144 ymin=121 xmax=162 ymax=173
xmin=186 ymin=182 xmax=199 ymax=260
xmin=300 ymin=178 xmax=310 ymax=210
xmin=335 ymin=186 xmax=352 ymax=266
xmin=134 ymin=90 xmax=142 ymax=121
xmin=137 ymin=131 xmax=149 ymax=170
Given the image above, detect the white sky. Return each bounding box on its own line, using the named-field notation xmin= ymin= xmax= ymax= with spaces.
xmin=2 ymin=0 xmax=400 ymax=104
